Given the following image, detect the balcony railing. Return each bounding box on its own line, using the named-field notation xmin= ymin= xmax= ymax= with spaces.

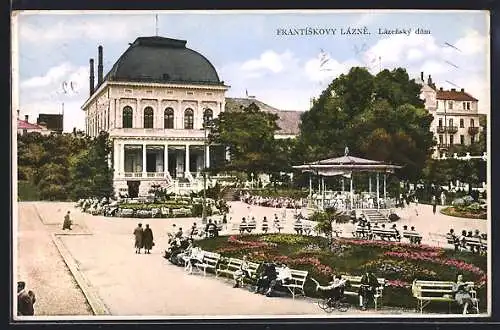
xmin=468 ymin=126 xmax=479 ymax=135
xmin=436 ymin=126 xmax=458 ymax=134
xmin=437 ymin=143 xmax=450 ymax=149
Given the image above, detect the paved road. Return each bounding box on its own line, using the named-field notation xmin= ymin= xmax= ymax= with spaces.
xmin=16 ymin=201 xmax=488 ymax=317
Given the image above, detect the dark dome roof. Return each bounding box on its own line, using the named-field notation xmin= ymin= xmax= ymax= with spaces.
xmin=103 ymin=36 xmax=222 ymax=86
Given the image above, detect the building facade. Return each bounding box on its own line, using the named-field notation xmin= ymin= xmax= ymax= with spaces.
xmin=82 ymin=37 xmax=228 ymax=197
xmin=419 ymin=73 xmax=483 ymax=158
xmin=17 ymin=113 xmax=52 ymax=136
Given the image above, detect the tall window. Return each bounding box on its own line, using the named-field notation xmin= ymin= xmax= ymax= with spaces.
xmin=203 ymin=108 xmax=213 ymax=125
xmin=439 ymin=134 xmax=443 ymax=145
xmin=460 ymin=135 xmax=465 ymax=145
xmin=184 ymin=108 xmax=194 ymax=129
xmin=448 ymin=101 xmax=453 ymax=110
xmin=470 ymin=119 xmax=475 ymax=127
xmin=449 ymin=135 xmax=454 ymax=145
xmin=448 ymin=118 xmax=453 ymax=127
xmin=164 ymin=108 xmax=174 ymax=129
xmin=459 ymin=119 xmax=464 ymax=128
xmin=467 ymin=102 xmax=471 ymax=110
xmin=438 ymin=118 xmax=443 ymax=127
xmin=471 ymin=136 xmax=475 ymax=144
xmin=144 ymin=107 xmax=154 ymax=128
xmin=123 ymin=106 xmax=133 ymax=128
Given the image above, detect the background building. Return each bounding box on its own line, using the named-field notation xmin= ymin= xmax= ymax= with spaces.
xmin=419 ymin=72 xmax=483 ymax=158
xmin=17 ymin=112 xmax=51 ymax=136
xmin=36 ymin=114 xmax=64 ymax=133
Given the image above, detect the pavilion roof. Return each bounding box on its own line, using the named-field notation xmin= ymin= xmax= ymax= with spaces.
xmin=293 ymin=154 xmax=402 ymax=175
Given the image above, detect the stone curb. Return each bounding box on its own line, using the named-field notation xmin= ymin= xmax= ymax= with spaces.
xmin=32 ymin=204 xmax=110 ymax=315
xmin=51 ymin=233 xmax=111 ymax=316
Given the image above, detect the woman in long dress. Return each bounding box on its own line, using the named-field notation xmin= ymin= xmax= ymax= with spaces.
xmin=142 ymin=224 xmax=154 ymax=254
xmin=453 ymin=274 xmax=474 ymax=314
xmin=133 ymin=223 xmax=143 ymax=254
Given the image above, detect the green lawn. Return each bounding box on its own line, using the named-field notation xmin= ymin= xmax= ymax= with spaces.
xmin=196 ymin=234 xmax=487 ymax=312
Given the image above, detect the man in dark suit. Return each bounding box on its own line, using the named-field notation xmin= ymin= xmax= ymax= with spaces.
xmin=17 ymin=281 xmax=35 ymax=316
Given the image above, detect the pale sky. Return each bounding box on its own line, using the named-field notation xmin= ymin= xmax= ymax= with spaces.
xmin=13 ymin=10 xmax=490 ymax=132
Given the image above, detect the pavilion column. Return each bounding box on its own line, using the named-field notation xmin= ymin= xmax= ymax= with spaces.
xmin=341 ymin=177 xmax=345 ymax=192
xmin=383 ymin=173 xmax=387 ymax=203
xmin=120 ymin=144 xmax=125 ymax=174
xmin=142 ymin=143 xmax=147 ymax=176
xmin=308 ymin=174 xmax=312 ymax=198
xmin=321 ymin=177 xmax=325 ymax=209
xmin=369 ymin=176 xmax=372 ymax=194
xmin=376 ymin=172 xmax=380 ymax=210
xmin=205 ymin=145 xmax=210 ymax=169
xmin=350 ymin=173 xmax=354 ymax=210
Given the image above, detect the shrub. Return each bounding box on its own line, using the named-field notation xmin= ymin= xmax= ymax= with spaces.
xmin=388 ymin=213 xmax=400 ymax=222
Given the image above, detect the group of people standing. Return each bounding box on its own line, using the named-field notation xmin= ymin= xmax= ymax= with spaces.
xmin=133 ymin=223 xmax=154 ymax=254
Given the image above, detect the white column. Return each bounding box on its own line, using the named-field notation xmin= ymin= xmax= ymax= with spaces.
xmin=341 ymin=178 xmax=345 ymax=192
xmin=350 ymin=173 xmax=354 ymax=210
xmin=120 ymin=143 xmax=125 ymax=174
xmin=309 ymin=174 xmax=312 ymax=197
xmin=113 ymin=141 xmax=119 ymax=177
xmin=185 ymin=144 xmax=190 ymax=174
xmin=205 ymin=145 xmax=210 ymax=168
xmin=142 ymin=143 xmax=147 ymax=175
xmin=321 ymin=177 xmax=325 ymax=209
xmin=383 ymin=173 xmax=387 ymax=202
xmin=369 ymin=176 xmax=372 ymax=194
xmin=376 ymin=172 xmax=380 ymax=210
xmin=164 ymin=143 xmax=168 ymax=175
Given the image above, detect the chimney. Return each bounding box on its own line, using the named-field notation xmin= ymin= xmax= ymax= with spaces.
xmin=17 ymin=109 xmax=20 ymax=120
xmin=421 ymin=72 xmax=424 ymax=81
xmin=427 ymin=74 xmax=433 ymax=85
xmin=98 ymin=45 xmax=103 ymax=85
xmin=89 ymin=58 xmax=95 ymax=96
xmin=451 ymin=88 xmax=456 ymax=92
xmin=461 ymin=88 xmax=465 ymax=92
xmin=24 ymin=115 xmax=28 ymax=122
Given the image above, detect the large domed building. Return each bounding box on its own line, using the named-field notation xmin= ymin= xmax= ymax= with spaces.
xmin=82 ymin=36 xmax=229 ymax=197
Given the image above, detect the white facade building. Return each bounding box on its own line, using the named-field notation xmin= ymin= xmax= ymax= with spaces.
xmin=419 ymin=73 xmax=483 ymax=158
xmin=82 ymin=37 xmax=229 ymax=197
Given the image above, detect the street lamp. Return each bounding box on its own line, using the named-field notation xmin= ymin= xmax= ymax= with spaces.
xmin=201 ymin=113 xmax=209 ymax=224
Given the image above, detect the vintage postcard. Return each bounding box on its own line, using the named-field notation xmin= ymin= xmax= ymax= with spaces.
xmin=12 ymin=10 xmax=490 ymax=320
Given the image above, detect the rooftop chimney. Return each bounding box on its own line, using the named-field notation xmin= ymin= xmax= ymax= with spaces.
xmin=427 ymin=74 xmax=433 ymax=85
xmin=89 ymin=58 xmax=95 ymax=96
xmin=17 ymin=109 xmax=20 ymax=120
xmin=451 ymin=88 xmax=456 ymax=92
xmin=24 ymin=115 xmax=28 ymax=122
xmin=461 ymin=88 xmax=465 ymax=92
xmin=98 ymin=45 xmax=103 ymax=85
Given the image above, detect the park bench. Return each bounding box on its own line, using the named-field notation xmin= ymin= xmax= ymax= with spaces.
xmin=281 ymin=269 xmax=309 ymax=299
xmin=371 ymin=228 xmax=400 ymax=242
xmin=119 ymin=208 xmax=134 ymax=217
xmin=342 ymin=275 xmax=386 ymax=311
xmin=352 ymin=226 xmax=371 ymax=239
xmin=235 ymin=223 xmax=256 ymax=234
xmin=411 ymin=279 xmax=479 ymax=314
xmin=293 ymin=223 xmax=313 ymax=235
xmin=193 ymin=251 xmax=221 ymax=276
xmin=216 ymin=257 xmax=260 ymax=281
xmin=403 ymin=230 xmax=422 ymax=244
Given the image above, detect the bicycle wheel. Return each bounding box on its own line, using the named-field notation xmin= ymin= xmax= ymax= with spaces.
xmin=317 ymin=300 xmax=334 ymax=313
xmin=336 ymin=301 xmax=350 ymax=312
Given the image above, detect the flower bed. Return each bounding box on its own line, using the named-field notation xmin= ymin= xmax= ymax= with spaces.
xmin=441 ymin=206 xmax=487 ymax=219
xmin=196 ymin=234 xmax=487 ymax=310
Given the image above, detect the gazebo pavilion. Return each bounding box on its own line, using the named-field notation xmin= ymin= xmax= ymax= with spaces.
xmin=293 ymin=153 xmax=402 ymax=211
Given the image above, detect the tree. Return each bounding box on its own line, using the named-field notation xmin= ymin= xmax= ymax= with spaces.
xmin=297 ymin=67 xmax=435 ymax=181
xmin=209 ymin=102 xmax=280 ymax=177
xmin=311 ymin=207 xmax=343 ymax=246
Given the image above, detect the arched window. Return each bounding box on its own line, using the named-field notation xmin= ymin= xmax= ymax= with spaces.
xmin=164 ymin=108 xmax=174 ymax=129
xmin=203 ymin=108 xmax=213 ymax=125
xmin=184 ymin=108 xmax=194 ymax=129
xmin=470 ymin=119 xmax=475 ymax=127
xmin=144 ymin=107 xmax=154 ymax=128
xmin=122 ymin=106 xmax=133 ymax=128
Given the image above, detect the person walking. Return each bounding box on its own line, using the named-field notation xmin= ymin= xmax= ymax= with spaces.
xmin=17 ymin=281 xmax=36 ymax=316
xmin=142 ymin=224 xmax=154 ymax=254
xmin=432 ymin=195 xmax=437 ymax=215
xmin=133 ymin=223 xmax=144 ymax=254
xmin=62 ymin=211 xmax=72 ymax=230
